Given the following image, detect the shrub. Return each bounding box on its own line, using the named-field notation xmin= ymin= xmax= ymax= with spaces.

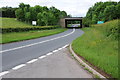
xmin=1 ymin=26 xmax=61 ymax=33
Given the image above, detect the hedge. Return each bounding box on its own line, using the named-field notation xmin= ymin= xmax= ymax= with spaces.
xmin=1 ymin=26 xmax=61 ymax=33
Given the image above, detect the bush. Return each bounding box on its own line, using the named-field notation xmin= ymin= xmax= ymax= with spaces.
xmin=105 ymin=20 xmax=119 ymax=40
xmin=82 ymin=17 xmax=92 ymax=27
xmin=1 ymin=26 xmax=61 ymax=33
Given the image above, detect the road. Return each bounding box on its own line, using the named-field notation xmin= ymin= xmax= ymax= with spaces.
xmin=1 ymin=28 xmax=84 ymax=72
xmin=71 ymin=24 xmax=80 ymax=27
xmin=2 ymin=47 xmax=92 ymax=78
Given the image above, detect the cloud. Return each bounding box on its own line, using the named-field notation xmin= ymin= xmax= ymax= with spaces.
xmin=0 ymin=0 xmax=119 ymax=17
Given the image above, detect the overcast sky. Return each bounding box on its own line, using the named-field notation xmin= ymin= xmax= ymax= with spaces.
xmin=0 ymin=0 xmax=119 ymax=17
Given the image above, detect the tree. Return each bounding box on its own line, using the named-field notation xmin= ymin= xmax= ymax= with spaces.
xmin=29 ymin=7 xmax=37 ymax=21
xmin=15 ymin=8 xmax=25 ymax=21
xmin=19 ymin=3 xmax=25 ymax=9
xmin=85 ymin=1 xmax=119 ymax=25
xmin=98 ymin=12 xmax=104 ymax=21
xmin=116 ymin=3 xmax=120 ymax=18
xmin=103 ymin=5 xmax=116 ymax=21
xmin=37 ymin=12 xmax=44 ymax=26
xmin=67 ymin=14 xmax=72 ymax=17
xmin=34 ymin=5 xmax=43 ymax=14
xmin=86 ymin=7 xmax=93 ymax=20
xmin=92 ymin=14 xmax=98 ymax=24
xmin=1 ymin=7 xmax=17 ymax=18
xmin=15 ymin=3 xmax=69 ymax=26
xmin=42 ymin=11 xmax=49 ymax=26
xmin=43 ymin=6 xmax=49 ymax=12
xmin=59 ymin=11 xmax=67 ymax=18
xmin=25 ymin=12 xmax=31 ymax=23
xmin=82 ymin=17 xmax=92 ymax=27
xmin=47 ymin=12 xmax=56 ymax=25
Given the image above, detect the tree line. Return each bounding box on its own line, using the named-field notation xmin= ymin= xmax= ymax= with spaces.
xmin=15 ymin=3 xmax=69 ymax=26
xmin=83 ymin=1 xmax=120 ymax=26
xmin=1 ymin=7 xmax=18 ymax=18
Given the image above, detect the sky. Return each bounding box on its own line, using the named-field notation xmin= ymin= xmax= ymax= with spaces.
xmin=0 ymin=0 xmax=119 ymax=17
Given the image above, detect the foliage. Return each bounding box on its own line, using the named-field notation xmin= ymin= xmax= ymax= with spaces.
xmin=72 ymin=19 xmax=119 ymax=78
xmin=15 ymin=3 xmax=68 ymax=26
xmin=1 ymin=18 xmax=61 ymax=33
xmin=94 ymin=19 xmax=119 ymax=40
xmin=25 ymin=12 xmax=31 ymax=23
xmin=15 ymin=8 xmax=25 ymax=21
xmin=83 ymin=1 xmax=120 ymax=26
xmin=82 ymin=17 xmax=92 ymax=27
xmin=1 ymin=6 xmax=18 ymax=18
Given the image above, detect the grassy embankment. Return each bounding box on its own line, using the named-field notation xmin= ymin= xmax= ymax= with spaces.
xmin=72 ymin=20 xmax=119 ymax=78
xmin=2 ymin=18 xmax=55 ymax=28
xmin=1 ymin=18 xmax=67 ymax=44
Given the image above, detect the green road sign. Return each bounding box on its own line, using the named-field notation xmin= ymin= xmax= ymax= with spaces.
xmin=97 ymin=21 xmax=104 ymax=24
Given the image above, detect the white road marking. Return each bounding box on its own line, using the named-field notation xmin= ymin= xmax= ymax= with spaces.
xmin=52 ymin=50 xmax=59 ymax=53
xmin=0 ymin=29 xmax=75 ymax=53
xmin=0 ymin=71 xmax=9 ymax=77
xmin=58 ymin=48 xmax=63 ymax=50
xmin=62 ymin=44 xmax=69 ymax=48
xmin=26 ymin=59 xmax=38 ymax=64
xmin=46 ymin=52 xmax=53 ymax=56
xmin=39 ymin=55 xmax=46 ymax=59
xmin=0 ymin=44 xmax=69 ymax=75
xmin=12 ymin=64 xmax=26 ymax=70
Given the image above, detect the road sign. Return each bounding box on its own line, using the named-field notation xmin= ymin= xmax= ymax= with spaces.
xmin=32 ymin=21 xmax=37 ymax=26
xmin=97 ymin=21 xmax=104 ymax=24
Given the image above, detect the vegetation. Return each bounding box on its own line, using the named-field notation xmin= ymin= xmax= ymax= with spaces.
xmin=1 ymin=18 xmax=61 ymax=33
xmin=0 ymin=7 xmax=18 ymax=18
xmin=72 ymin=19 xmax=119 ymax=78
xmin=15 ymin=3 xmax=69 ymax=26
xmin=1 ymin=17 xmax=67 ymax=43
xmin=83 ymin=1 xmax=120 ymax=26
xmin=1 ymin=28 xmax=67 ymax=44
xmin=1 ymin=2 xmax=69 ymax=43
xmin=2 ymin=18 xmax=38 ymax=28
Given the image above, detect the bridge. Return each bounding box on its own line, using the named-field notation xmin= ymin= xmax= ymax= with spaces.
xmin=59 ymin=17 xmax=83 ymax=28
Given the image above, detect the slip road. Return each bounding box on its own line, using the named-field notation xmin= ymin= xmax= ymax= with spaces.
xmin=1 ymin=27 xmax=84 ymax=72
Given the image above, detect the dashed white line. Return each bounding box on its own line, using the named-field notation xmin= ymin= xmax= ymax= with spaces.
xmin=52 ymin=50 xmax=59 ymax=53
xmin=1 ymin=44 xmax=69 ymax=77
xmin=26 ymin=59 xmax=38 ymax=64
xmin=62 ymin=44 xmax=69 ymax=48
xmin=39 ymin=55 xmax=46 ymax=59
xmin=46 ymin=52 xmax=53 ymax=56
xmin=12 ymin=64 xmax=26 ymax=70
xmin=1 ymin=29 xmax=75 ymax=53
xmin=58 ymin=48 xmax=63 ymax=50
xmin=0 ymin=71 xmax=9 ymax=77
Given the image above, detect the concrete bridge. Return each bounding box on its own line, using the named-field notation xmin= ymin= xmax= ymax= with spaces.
xmin=59 ymin=17 xmax=83 ymax=28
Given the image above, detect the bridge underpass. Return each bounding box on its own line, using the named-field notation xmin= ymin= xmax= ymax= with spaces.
xmin=60 ymin=17 xmax=83 ymax=28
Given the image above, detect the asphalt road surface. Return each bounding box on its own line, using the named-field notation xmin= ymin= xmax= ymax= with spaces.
xmin=2 ymin=48 xmax=92 ymax=78
xmin=1 ymin=27 xmax=84 ymax=72
xmin=71 ymin=24 xmax=80 ymax=27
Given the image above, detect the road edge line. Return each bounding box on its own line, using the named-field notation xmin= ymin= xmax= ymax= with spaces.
xmin=0 ymin=71 xmax=9 ymax=77
xmin=69 ymin=44 xmax=106 ymax=78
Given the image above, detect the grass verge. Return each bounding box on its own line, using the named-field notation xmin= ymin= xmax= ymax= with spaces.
xmin=1 ymin=18 xmax=55 ymax=28
xmin=1 ymin=18 xmax=61 ymax=33
xmin=72 ymin=19 xmax=119 ymax=78
xmin=1 ymin=28 xmax=67 ymax=44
